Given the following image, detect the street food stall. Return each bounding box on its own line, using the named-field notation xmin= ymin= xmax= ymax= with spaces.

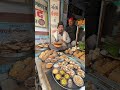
xmin=35 ymin=0 xmax=86 ymax=89
xmin=35 ymin=0 xmax=120 ymax=89
xmin=35 ymin=20 xmax=85 ymax=90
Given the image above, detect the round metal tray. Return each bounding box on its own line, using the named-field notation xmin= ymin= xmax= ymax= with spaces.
xmin=52 ymin=70 xmax=80 ymax=90
xmin=52 ymin=61 xmax=85 ymax=90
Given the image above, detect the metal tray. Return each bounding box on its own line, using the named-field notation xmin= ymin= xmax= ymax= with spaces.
xmin=52 ymin=60 xmax=85 ymax=90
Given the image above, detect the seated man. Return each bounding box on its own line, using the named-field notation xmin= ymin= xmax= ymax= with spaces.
xmin=66 ymin=17 xmax=77 ymax=43
xmin=51 ymin=21 xmax=71 ymax=50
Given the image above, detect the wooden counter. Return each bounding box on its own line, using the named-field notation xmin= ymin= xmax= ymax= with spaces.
xmin=35 ymin=57 xmax=85 ymax=90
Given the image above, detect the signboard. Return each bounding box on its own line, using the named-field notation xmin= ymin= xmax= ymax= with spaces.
xmin=50 ymin=0 xmax=60 ymax=40
xmin=35 ymin=35 xmax=49 ymax=44
xmin=35 ymin=0 xmax=48 ymax=27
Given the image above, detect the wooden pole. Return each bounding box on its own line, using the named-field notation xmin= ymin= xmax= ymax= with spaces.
xmin=76 ymin=26 xmax=79 ymax=46
xmin=96 ymin=0 xmax=105 ymax=47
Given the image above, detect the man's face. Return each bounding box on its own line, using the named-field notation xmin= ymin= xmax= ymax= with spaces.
xmin=68 ymin=20 xmax=74 ymax=26
xmin=58 ymin=25 xmax=64 ymax=33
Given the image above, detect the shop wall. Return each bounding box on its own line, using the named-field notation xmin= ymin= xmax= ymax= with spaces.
xmin=50 ymin=0 xmax=60 ymax=42
xmin=35 ymin=0 xmax=49 ymax=44
xmin=35 ymin=27 xmax=49 ymax=45
xmin=0 ymin=2 xmax=34 ymax=43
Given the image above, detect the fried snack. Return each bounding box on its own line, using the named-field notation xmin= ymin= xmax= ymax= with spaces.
xmin=51 ymin=59 xmax=58 ymax=63
xmin=54 ymin=42 xmax=62 ymax=45
xmin=44 ymin=58 xmax=51 ymax=63
xmin=39 ymin=52 xmax=46 ymax=59
xmin=53 ymin=42 xmax=62 ymax=48
xmin=44 ymin=44 xmax=48 ymax=48
xmin=65 ymin=50 xmax=69 ymax=54
xmin=69 ymin=50 xmax=74 ymax=55
xmin=52 ymin=68 xmax=59 ymax=74
xmin=56 ymin=74 xmax=62 ymax=80
xmin=77 ymin=69 xmax=85 ymax=78
xmin=37 ymin=44 xmax=44 ymax=48
xmin=66 ymin=69 xmax=75 ymax=77
xmin=64 ymin=58 xmax=71 ymax=62
xmin=76 ymin=54 xmax=80 ymax=58
xmin=78 ymin=52 xmax=84 ymax=57
xmin=48 ymin=55 xmax=55 ymax=59
xmin=73 ymin=52 xmax=78 ymax=56
xmin=74 ymin=64 xmax=80 ymax=69
xmin=41 ymin=50 xmax=54 ymax=61
xmin=42 ymin=53 xmax=50 ymax=61
xmin=67 ymin=64 xmax=74 ymax=69
xmin=45 ymin=50 xmax=49 ymax=53
xmin=60 ymin=78 xmax=67 ymax=86
xmin=60 ymin=55 xmax=67 ymax=59
xmin=50 ymin=50 xmax=54 ymax=54
xmin=73 ymin=75 xmax=84 ymax=87
xmin=73 ymin=50 xmax=79 ymax=55
xmin=46 ymin=63 xmax=53 ymax=69
xmin=52 ymin=51 xmax=58 ymax=57
xmin=80 ymin=54 xmax=85 ymax=61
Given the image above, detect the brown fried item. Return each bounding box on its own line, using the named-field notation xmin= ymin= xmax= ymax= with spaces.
xmin=65 ymin=50 xmax=69 ymax=54
xmin=78 ymin=52 xmax=84 ymax=57
xmin=45 ymin=63 xmax=53 ymax=69
xmin=80 ymin=54 xmax=85 ymax=61
xmin=42 ymin=53 xmax=50 ymax=61
xmin=73 ymin=75 xmax=84 ymax=87
xmin=69 ymin=50 xmax=73 ymax=55
xmin=39 ymin=52 xmax=46 ymax=60
xmin=48 ymin=55 xmax=55 ymax=59
xmin=54 ymin=42 xmax=62 ymax=45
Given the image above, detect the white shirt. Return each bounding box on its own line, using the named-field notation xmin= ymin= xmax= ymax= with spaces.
xmin=52 ymin=31 xmax=71 ymax=43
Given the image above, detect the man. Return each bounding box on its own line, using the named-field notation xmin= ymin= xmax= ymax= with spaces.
xmin=66 ymin=17 xmax=77 ymax=43
xmin=51 ymin=21 xmax=71 ymax=50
